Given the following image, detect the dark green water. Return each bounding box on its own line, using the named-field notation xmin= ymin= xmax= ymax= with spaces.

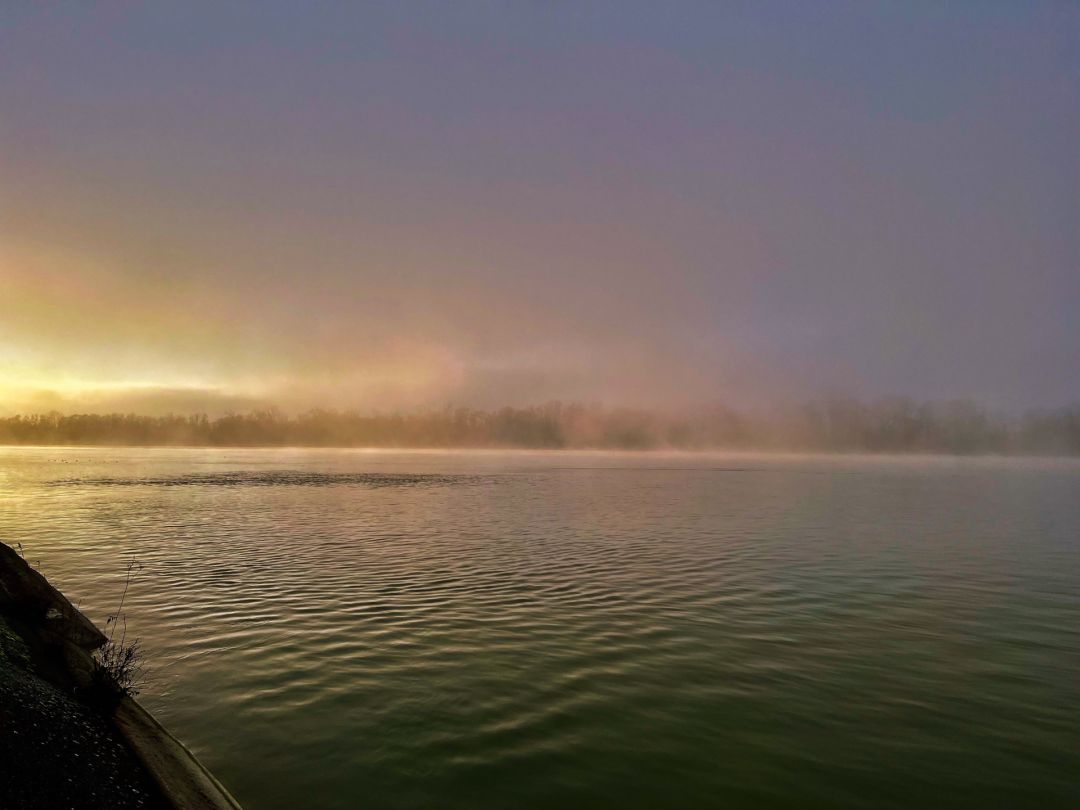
xmin=1 ymin=449 xmax=1078 ymax=808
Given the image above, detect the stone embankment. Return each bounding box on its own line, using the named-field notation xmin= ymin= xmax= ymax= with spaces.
xmin=0 ymin=541 xmax=241 ymax=809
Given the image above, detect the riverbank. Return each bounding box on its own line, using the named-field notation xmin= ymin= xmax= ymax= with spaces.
xmin=2 ymin=400 xmax=1078 ymax=455
xmin=0 ymin=542 xmax=240 ymax=809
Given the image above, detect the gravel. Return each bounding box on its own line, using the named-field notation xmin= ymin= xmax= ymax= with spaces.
xmin=0 ymin=617 xmax=165 ymax=809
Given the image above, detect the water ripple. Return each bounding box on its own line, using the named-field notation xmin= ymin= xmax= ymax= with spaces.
xmin=3 ymin=448 xmax=1079 ymax=810
xmin=48 ymin=470 xmax=488 ymax=488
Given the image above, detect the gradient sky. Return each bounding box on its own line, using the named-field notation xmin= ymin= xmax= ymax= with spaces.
xmin=2 ymin=2 xmax=1078 ymax=415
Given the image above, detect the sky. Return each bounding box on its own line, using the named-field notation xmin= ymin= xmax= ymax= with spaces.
xmin=1 ymin=2 xmax=1078 ymax=415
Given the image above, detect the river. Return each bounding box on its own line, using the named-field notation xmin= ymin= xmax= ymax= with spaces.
xmin=1 ymin=447 xmax=1077 ymax=808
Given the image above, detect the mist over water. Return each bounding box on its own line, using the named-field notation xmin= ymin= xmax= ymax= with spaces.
xmin=2 ymin=447 xmax=1078 ymax=809
xmin=4 ymin=398 xmax=1080 ymax=455
xmin=3 ymin=5 xmax=1078 ymax=808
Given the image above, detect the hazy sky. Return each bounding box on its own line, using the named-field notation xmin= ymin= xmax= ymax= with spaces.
xmin=2 ymin=2 xmax=1077 ymax=415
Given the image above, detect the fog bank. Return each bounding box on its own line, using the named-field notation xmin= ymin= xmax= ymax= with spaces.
xmin=4 ymin=399 xmax=1079 ymax=456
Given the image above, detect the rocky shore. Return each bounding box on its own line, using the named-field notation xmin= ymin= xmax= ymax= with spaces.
xmin=0 ymin=542 xmax=241 ymax=809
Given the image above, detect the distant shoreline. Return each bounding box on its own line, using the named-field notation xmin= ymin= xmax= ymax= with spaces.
xmin=3 ymin=442 xmax=1079 ymax=460
xmin=2 ymin=401 xmax=1078 ymax=456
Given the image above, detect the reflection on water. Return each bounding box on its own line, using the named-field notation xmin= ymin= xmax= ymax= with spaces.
xmin=2 ymin=448 xmax=1078 ymax=809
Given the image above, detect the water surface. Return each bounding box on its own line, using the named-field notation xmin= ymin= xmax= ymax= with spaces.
xmin=1 ymin=448 xmax=1078 ymax=808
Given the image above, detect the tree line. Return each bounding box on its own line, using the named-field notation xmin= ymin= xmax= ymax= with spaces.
xmin=1 ymin=399 xmax=1078 ymax=455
